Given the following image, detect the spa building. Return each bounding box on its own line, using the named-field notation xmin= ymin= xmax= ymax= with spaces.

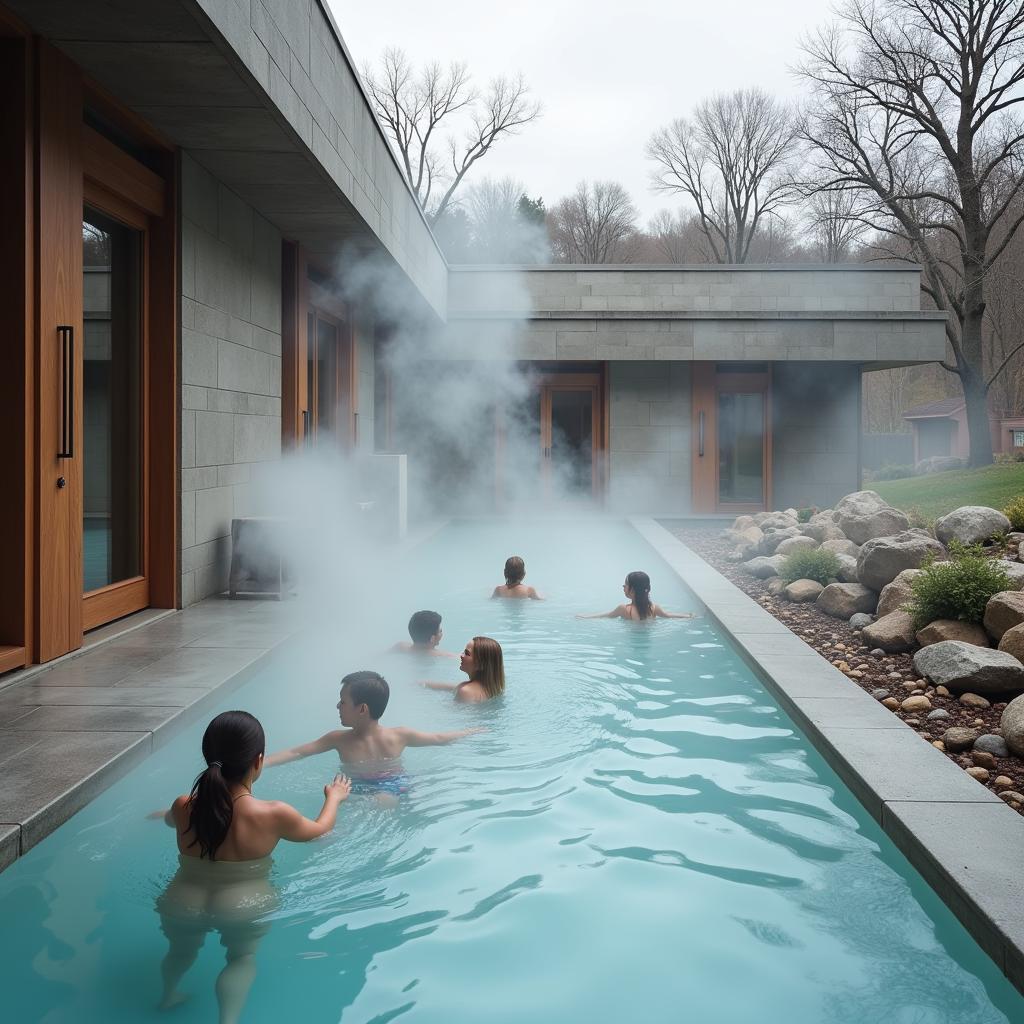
xmin=0 ymin=0 xmax=946 ymax=670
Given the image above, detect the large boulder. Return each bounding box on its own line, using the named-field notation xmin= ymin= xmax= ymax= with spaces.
xmin=998 ymin=622 xmax=1024 ymax=664
xmin=913 ymin=640 xmax=1024 ymax=695
xmin=835 ymin=554 xmax=860 ymax=583
xmin=856 ymin=531 xmax=945 ymax=592
xmin=817 ymin=583 xmax=878 ymax=619
xmin=740 ymin=555 xmax=785 ymax=579
xmin=784 ymin=579 xmax=825 ymax=603
xmin=935 ymin=506 xmax=1011 ymax=546
xmin=914 ymin=455 xmax=964 ymax=475
xmin=993 ymin=560 xmax=1024 ymax=590
xmin=776 ymin=535 xmax=820 ymax=557
xmin=730 ymin=526 xmax=765 ymax=561
xmin=755 ymin=512 xmax=798 ymax=531
xmin=821 ymin=538 xmax=860 ymax=558
xmin=833 ymin=490 xmax=911 ymax=544
xmin=983 ymin=591 xmax=1024 ymax=641
xmin=731 ymin=515 xmax=756 ymax=532
xmin=800 ymin=522 xmax=846 ymax=543
xmin=1000 ymin=694 xmax=1024 ymax=757
xmin=861 ymin=610 xmax=917 ymax=653
xmin=759 ymin=526 xmax=803 ymax=555
xmin=916 ymin=620 xmax=990 ymax=648
xmin=876 ymin=568 xmax=924 ymax=617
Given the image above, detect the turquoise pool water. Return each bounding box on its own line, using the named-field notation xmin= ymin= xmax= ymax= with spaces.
xmin=1 ymin=521 xmax=1022 ymax=1023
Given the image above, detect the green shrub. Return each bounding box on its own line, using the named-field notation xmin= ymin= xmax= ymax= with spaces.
xmin=906 ymin=544 xmax=1012 ymax=629
xmin=1003 ymin=495 xmax=1024 ymax=532
xmin=780 ymin=548 xmax=841 ymax=586
xmin=872 ymin=463 xmax=914 ymax=481
xmin=796 ymin=506 xmax=817 ymax=523
xmin=905 ymin=505 xmax=936 ymax=535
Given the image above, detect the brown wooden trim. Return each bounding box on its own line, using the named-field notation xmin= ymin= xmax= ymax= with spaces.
xmin=281 ymin=241 xmax=305 ymax=447
xmin=0 ymin=4 xmax=30 ymax=36
xmin=82 ymin=577 xmax=149 ymax=632
xmin=147 ymin=148 xmax=179 ymax=609
xmin=0 ymin=646 xmax=27 ymax=674
xmin=34 ymin=41 xmax=84 ymax=662
xmin=0 ymin=35 xmax=33 ymax=665
xmin=83 ymin=126 xmax=165 ymax=217
xmin=691 ymin=362 xmax=772 ymax=514
xmin=83 ymin=77 xmax=174 ymax=152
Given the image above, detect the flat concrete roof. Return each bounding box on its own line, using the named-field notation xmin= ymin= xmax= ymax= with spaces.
xmin=452 ymin=263 xmax=928 ymax=273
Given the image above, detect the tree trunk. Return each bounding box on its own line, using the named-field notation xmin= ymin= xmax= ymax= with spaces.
xmin=961 ymin=359 xmax=993 ymax=468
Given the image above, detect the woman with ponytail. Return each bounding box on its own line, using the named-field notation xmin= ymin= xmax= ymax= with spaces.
xmin=576 ymin=571 xmax=696 ymax=621
xmin=157 ymin=710 xmax=350 ymax=1022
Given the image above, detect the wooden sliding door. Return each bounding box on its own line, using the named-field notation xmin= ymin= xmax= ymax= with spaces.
xmin=29 ymin=41 xmax=177 ymax=663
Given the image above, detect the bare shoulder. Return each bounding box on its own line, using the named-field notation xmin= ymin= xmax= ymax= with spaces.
xmin=455 ymin=683 xmax=486 ymax=703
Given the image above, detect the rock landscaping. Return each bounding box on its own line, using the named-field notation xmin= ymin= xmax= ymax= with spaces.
xmin=677 ymin=489 xmax=1024 ymax=817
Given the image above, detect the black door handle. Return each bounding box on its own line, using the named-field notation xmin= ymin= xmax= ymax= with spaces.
xmin=58 ymin=325 xmax=74 ymax=459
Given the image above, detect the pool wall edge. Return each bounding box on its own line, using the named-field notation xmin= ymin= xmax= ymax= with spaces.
xmin=630 ymin=515 xmax=1024 ymax=999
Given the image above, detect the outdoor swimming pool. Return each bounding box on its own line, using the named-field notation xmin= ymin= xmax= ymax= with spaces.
xmin=1 ymin=521 xmax=1021 ymax=1023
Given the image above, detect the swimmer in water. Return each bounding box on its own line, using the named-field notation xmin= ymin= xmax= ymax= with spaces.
xmin=391 ymin=609 xmax=457 ymax=657
xmin=265 ymin=671 xmax=481 ymax=805
xmin=422 ymin=636 xmax=505 ymax=703
xmin=491 ymin=555 xmax=543 ymax=600
xmin=156 ymin=710 xmax=350 ymax=1023
xmin=576 ymin=570 xmax=697 ymax=621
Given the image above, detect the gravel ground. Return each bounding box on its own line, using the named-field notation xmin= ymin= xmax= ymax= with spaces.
xmin=672 ymin=525 xmax=1024 ymax=816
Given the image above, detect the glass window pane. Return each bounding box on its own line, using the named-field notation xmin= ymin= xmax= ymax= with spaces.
xmin=316 ymin=319 xmax=337 ymax=440
xmin=83 ymin=207 xmax=143 ymax=592
xmin=550 ymin=389 xmax=593 ymax=494
xmin=718 ymin=392 xmax=764 ymax=505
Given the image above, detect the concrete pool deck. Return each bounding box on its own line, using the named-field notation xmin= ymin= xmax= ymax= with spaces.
xmin=0 ymin=595 xmax=303 ymax=872
xmin=637 ymin=517 xmax=1024 ymax=997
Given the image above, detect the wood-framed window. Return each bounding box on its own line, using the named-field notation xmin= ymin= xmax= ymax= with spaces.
xmin=282 ymin=242 xmax=358 ymax=451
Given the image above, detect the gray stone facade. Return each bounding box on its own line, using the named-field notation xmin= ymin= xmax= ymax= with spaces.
xmin=609 ymin=363 xmax=691 ymax=511
xmin=771 ymin=363 xmax=861 ymax=511
xmin=180 ymin=155 xmax=283 ymax=605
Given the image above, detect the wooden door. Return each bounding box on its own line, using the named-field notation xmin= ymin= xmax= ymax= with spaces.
xmin=539 ymin=375 xmax=602 ymax=500
xmin=692 ymin=363 xmax=772 ymax=514
xmin=304 ymin=306 xmax=355 ymax=448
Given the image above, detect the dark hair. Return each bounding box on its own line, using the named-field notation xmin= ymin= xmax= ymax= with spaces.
xmin=504 ymin=556 xmax=525 ymax=586
xmin=342 ymin=670 xmax=390 ymax=720
xmin=626 ymin=571 xmax=653 ymax=619
xmin=187 ymin=711 xmax=265 ymax=860
xmin=408 ymin=610 xmax=442 ymax=644
xmin=469 ymin=636 xmax=505 ymax=697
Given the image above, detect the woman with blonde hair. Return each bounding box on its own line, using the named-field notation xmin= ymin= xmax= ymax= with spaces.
xmin=423 ymin=636 xmax=505 ymax=702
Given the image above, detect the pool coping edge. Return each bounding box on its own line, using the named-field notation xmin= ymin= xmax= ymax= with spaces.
xmin=630 ymin=515 xmax=1024 ymax=999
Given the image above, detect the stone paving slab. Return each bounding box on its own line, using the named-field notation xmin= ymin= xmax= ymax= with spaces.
xmin=0 ymin=595 xmax=300 ymax=873
xmin=0 ymin=730 xmax=152 ymax=852
xmin=635 ymin=517 xmax=1024 ymax=998
xmin=0 ymin=825 xmax=19 ymax=873
xmin=882 ymin=801 xmax=1024 ymax=993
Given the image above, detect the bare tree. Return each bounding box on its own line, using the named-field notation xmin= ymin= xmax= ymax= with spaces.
xmin=646 ymin=210 xmax=703 ymax=263
xmin=463 ymin=176 xmax=550 ymax=263
xmin=803 ymin=188 xmax=869 ymax=262
xmin=364 ymin=48 xmax=541 ymax=222
xmin=647 ymin=88 xmax=800 ymax=263
xmin=548 ymin=181 xmax=640 ymax=263
xmin=798 ymin=0 xmax=1024 ymax=466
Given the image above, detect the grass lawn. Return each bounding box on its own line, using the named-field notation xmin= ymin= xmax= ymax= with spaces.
xmin=872 ymin=463 xmax=1024 ymax=521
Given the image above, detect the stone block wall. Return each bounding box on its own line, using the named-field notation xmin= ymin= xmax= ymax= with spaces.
xmin=608 ymin=362 xmax=691 ymax=512
xmin=771 ymin=362 xmax=861 ymax=511
xmin=449 ymin=266 xmax=925 ymax=314
xmin=180 ymin=155 xmax=283 ymax=605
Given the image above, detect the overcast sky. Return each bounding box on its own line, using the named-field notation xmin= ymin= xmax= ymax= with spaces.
xmin=328 ymin=0 xmax=831 ymax=222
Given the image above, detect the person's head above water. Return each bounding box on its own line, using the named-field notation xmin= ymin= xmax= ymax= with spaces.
xmin=338 ymin=670 xmax=390 ymax=724
xmin=188 ymin=710 xmax=265 ymax=859
xmin=624 ymin=570 xmax=653 ymax=619
xmin=408 ymin=610 xmax=442 ymax=647
xmin=504 ymin=556 xmax=526 ymax=586
xmin=460 ymin=636 xmax=505 ymax=697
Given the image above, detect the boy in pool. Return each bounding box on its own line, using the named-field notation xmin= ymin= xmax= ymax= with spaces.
xmin=265 ymin=671 xmax=480 ymax=803
xmin=491 ymin=555 xmax=543 ymax=600
xmin=392 ymin=609 xmax=456 ymax=657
